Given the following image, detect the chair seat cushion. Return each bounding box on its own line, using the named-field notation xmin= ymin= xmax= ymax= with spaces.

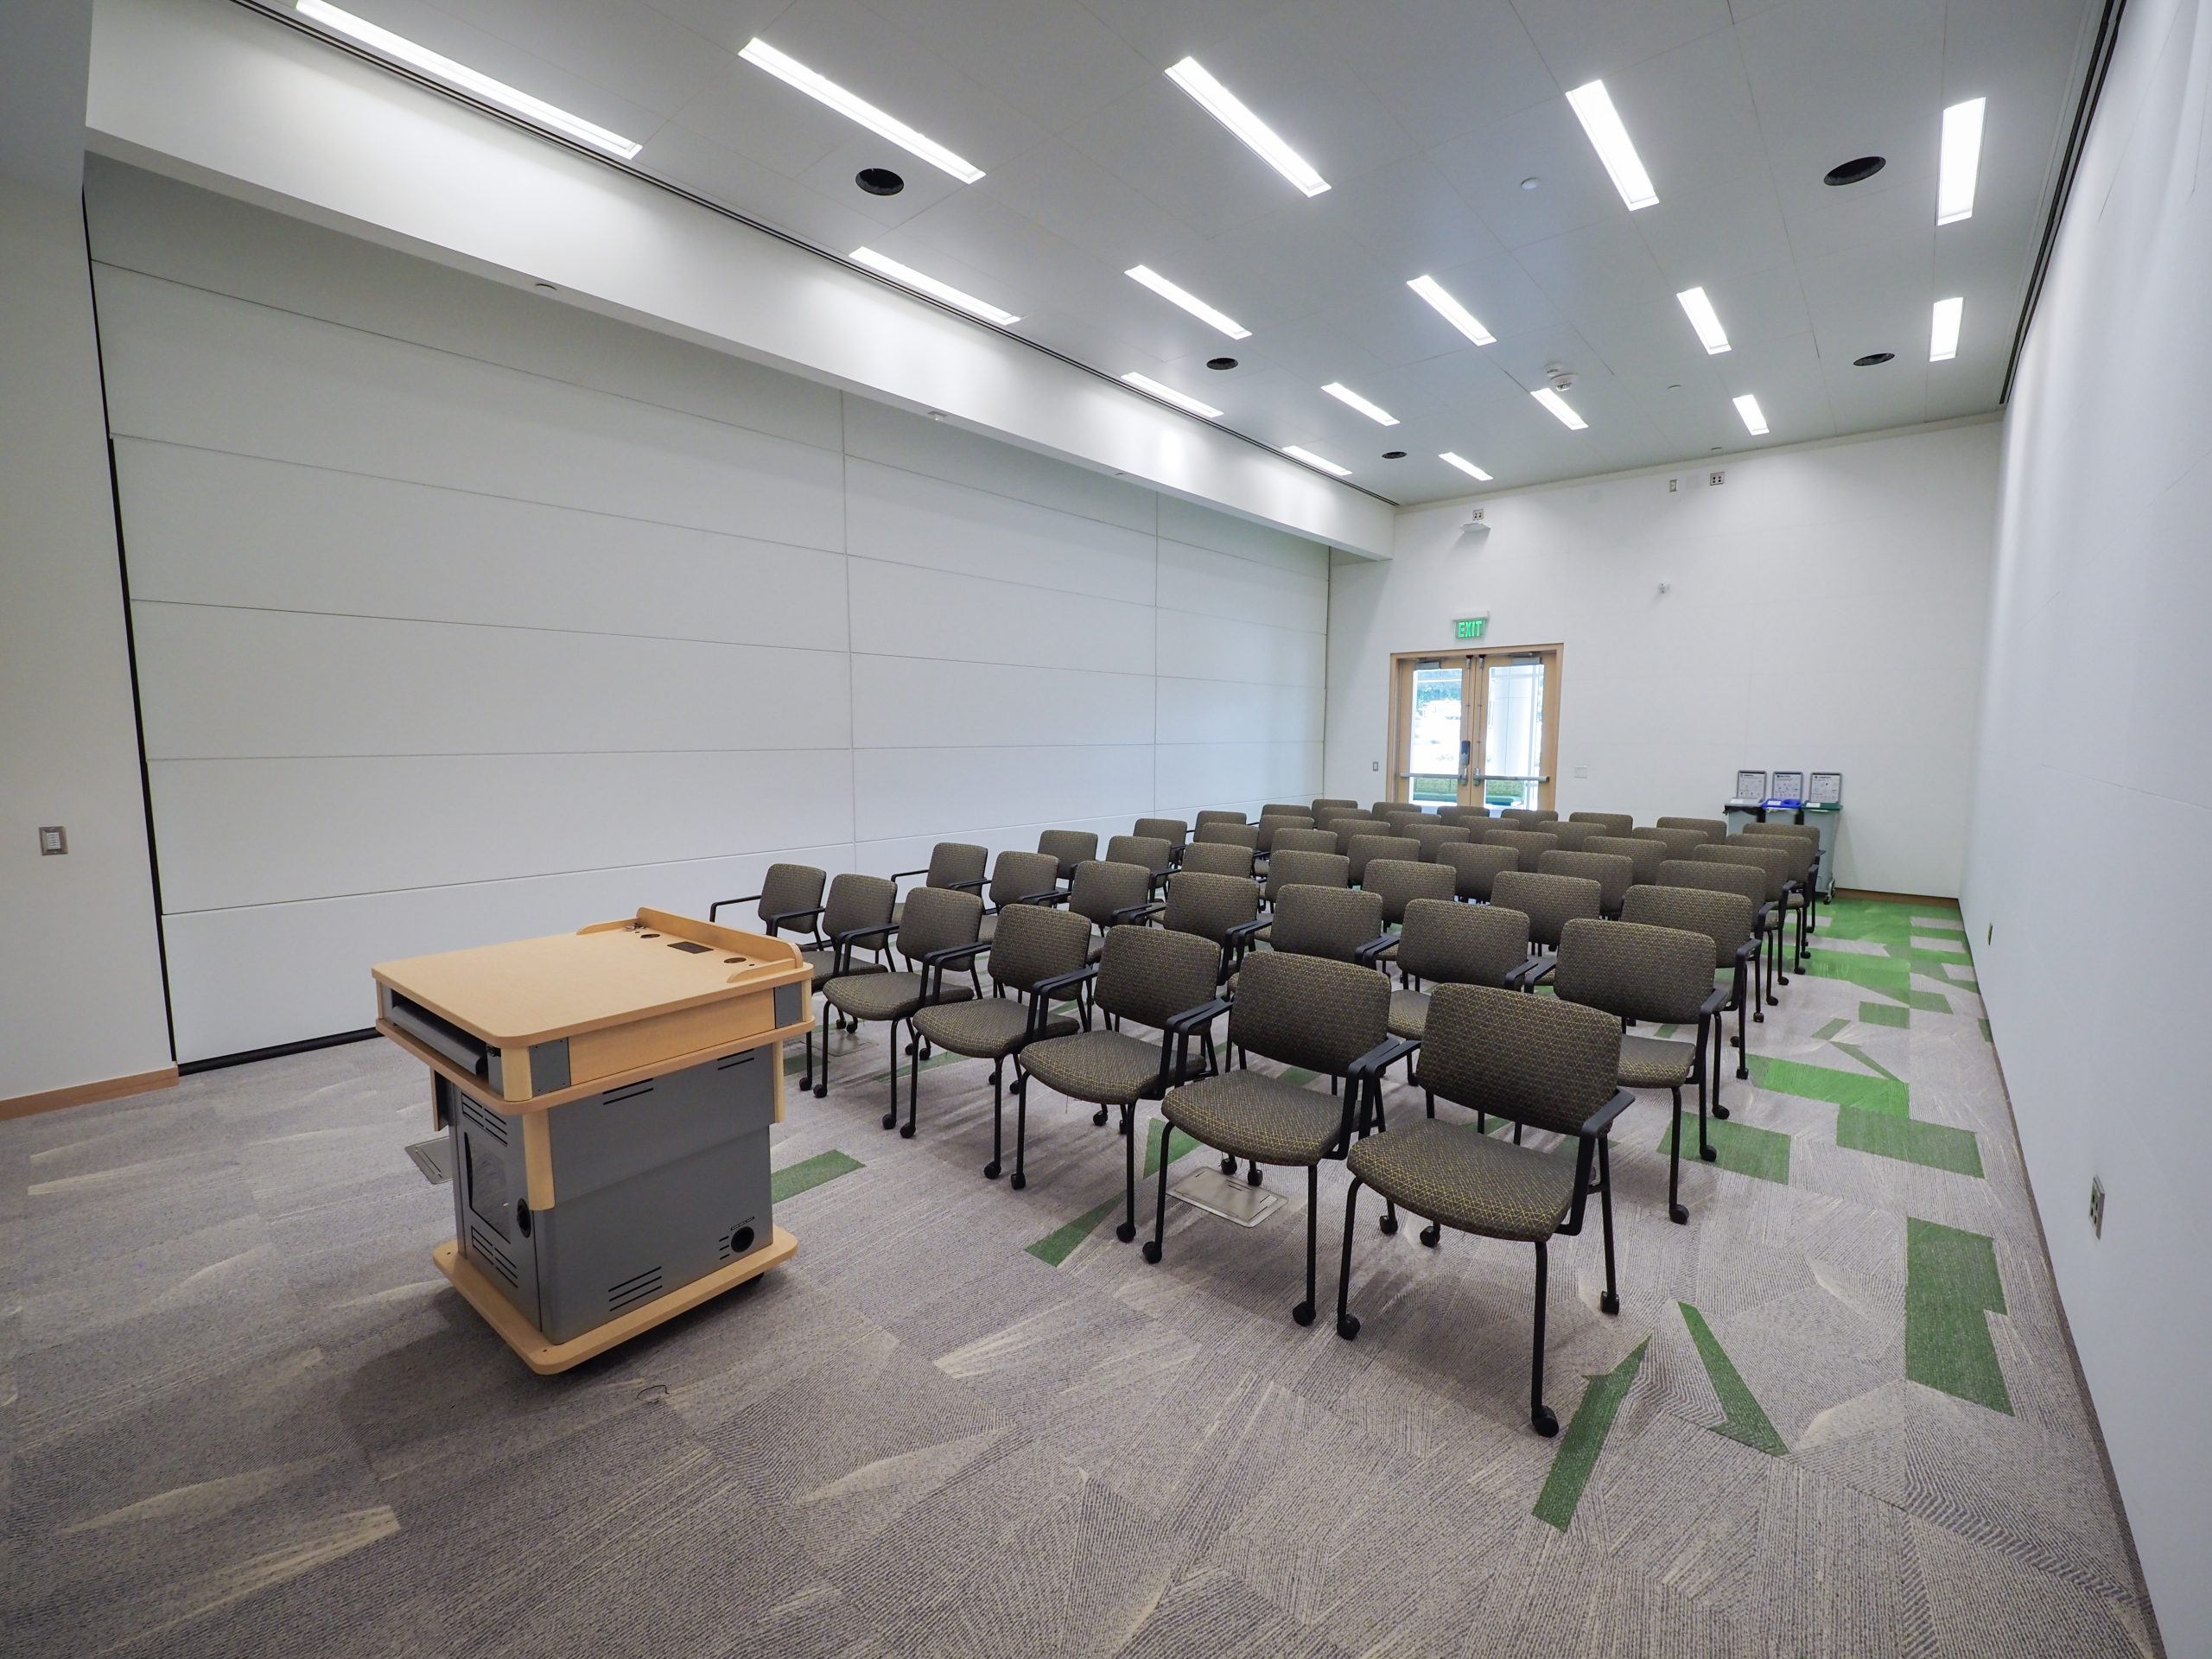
xmin=1163 ymin=1071 xmax=1345 ymax=1166
xmin=1020 ymin=1029 xmax=1166 ymax=1107
xmin=823 ymin=971 xmax=973 ymax=1022
xmin=912 ymin=997 xmax=1076 ymax=1058
xmin=803 ymin=949 xmax=884 ymax=986
xmin=1618 ymin=1033 xmax=1696 ymax=1089
xmin=1346 ymin=1119 xmax=1577 ymax=1243
xmin=1387 ymin=987 xmax=1430 ymax=1042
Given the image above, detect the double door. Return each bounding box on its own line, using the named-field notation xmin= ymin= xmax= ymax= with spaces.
xmin=1393 ymin=645 xmax=1560 ymax=812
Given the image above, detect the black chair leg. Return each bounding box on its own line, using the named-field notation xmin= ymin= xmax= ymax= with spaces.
xmin=1335 ymin=1178 xmax=1364 ymax=1339
xmin=1697 ymin=1065 xmax=1714 ymax=1165
xmin=1669 ymin=1087 xmax=1688 ymax=1224
xmin=1012 ymin=1071 xmax=1029 ymax=1191
xmin=1424 ymin=1088 xmax=1435 ymax=1119
xmin=1116 ymin=1103 xmax=1138 ymax=1242
xmin=881 ymin=1020 xmax=900 ymax=1130
xmin=803 ymin=1027 xmax=814 ymax=1094
xmin=1144 ymin=1126 xmax=1173 ymax=1263
xmin=1713 ymin=1012 xmax=1732 ymax=1118
xmin=1292 ymin=1163 xmax=1319 ymax=1325
xmin=985 ymin=1064 xmax=1003 ymax=1179
xmin=1598 ymin=1135 xmax=1619 ymax=1315
xmin=814 ymin=999 xmax=832 ymax=1096
xmin=1530 ymin=1240 xmax=1556 ymax=1435
xmin=902 ymin=1027 xmax=920 ymax=1138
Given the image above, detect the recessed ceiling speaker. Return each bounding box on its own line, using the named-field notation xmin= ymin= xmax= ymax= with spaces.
xmin=855 ymin=167 xmax=906 ymax=195
xmin=1824 ymin=156 xmax=1886 ymax=187
xmin=1206 ymin=356 xmax=1238 ymax=371
xmin=1382 ymin=450 xmax=1407 ymax=460
xmin=1854 ymin=351 xmax=1896 ymax=366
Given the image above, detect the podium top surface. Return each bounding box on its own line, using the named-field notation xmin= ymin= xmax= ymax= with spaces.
xmin=372 ymin=909 xmax=806 ymax=1048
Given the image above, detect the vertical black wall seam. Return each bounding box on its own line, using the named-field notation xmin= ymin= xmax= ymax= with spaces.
xmin=79 ymin=193 xmax=179 ymax=1064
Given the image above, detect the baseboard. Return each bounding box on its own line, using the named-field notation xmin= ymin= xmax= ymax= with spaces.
xmin=1834 ymin=887 xmax=1961 ymax=906
xmin=0 ymin=1065 xmax=180 ymax=1122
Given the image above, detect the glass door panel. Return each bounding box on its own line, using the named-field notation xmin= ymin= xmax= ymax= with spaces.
xmin=1404 ymin=661 xmax=1466 ymax=804
xmin=1478 ymin=658 xmax=1545 ymax=809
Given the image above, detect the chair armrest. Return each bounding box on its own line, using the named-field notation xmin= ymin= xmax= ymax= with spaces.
xmin=1346 ymin=1035 xmax=1420 ymax=1082
xmin=1224 ymin=917 xmax=1270 ymax=946
xmin=921 ymin=940 xmax=992 ymax=968
xmin=1754 ymin=901 xmax=1776 ymax=927
xmin=1111 ymin=899 xmax=1163 ymax=925
xmin=1699 ymin=984 xmax=1730 ymax=1017
xmin=889 ymin=867 xmax=930 ymax=883
xmin=1351 ymin=931 xmax=1399 ymax=966
xmin=707 ymin=891 xmax=763 ymax=922
xmin=1581 ymin=1088 xmax=1637 ymax=1137
xmin=762 ymin=904 xmax=825 ymax=937
xmin=1032 ymin=965 xmax=1098 ymax=1001
xmin=1018 ymin=887 xmax=1071 ymax=907
xmin=946 ymin=877 xmax=990 ymax=893
xmin=1734 ymin=939 xmax=1761 ymax=963
xmin=1164 ymin=996 xmax=1231 ymax=1035
xmin=836 ymin=921 xmax=898 ymax=948
xmin=1507 ymin=953 xmax=1556 ymax=988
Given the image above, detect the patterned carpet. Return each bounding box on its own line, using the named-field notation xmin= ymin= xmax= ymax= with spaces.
xmin=0 ymin=899 xmax=2164 ymax=1656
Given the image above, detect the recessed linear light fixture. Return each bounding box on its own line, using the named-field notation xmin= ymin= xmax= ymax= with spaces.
xmin=741 ymin=38 xmax=983 ymax=183
xmin=1322 ymin=382 xmax=1399 ymax=426
xmin=1125 ymin=265 xmax=1250 ymax=340
xmin=1439 ymin=452 xmax=1493 ymax=482
xmin=1282 ymin=444 xmax=1351 ymax=477
xmin=1120 ymin=372 xmax=1224 ymax=420
xmin=296 ymin=1 xmax=643 ymax=157
xmin=1531 ymin=386 xmax=1588 ymax=429
xmin=1930 ymin=295 xmax=1963 ymax=361
xmin=1936 ymin=97 xmax=1986 ymax=225
xmin=850 ymin=247 xmax=1019 ymax=325
xmin=1566 ymin=79 xmax=1658 ymax=211
xmin=1164 ymin=57 xmax=1330 ymax=197
xmin=1733 ymin=392 xmax=1769 ymax=435
xmin=1406 ymin=275 xmax=1495 ymax=346
xmin=1675 ymin=286 xmax=1732 ymax=354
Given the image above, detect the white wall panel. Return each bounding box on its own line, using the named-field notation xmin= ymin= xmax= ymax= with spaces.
xmin=849 ymin=558 xmax=1157 ymax=676
xmin=1155 ymin=608 xmax=1327 ymax=688
xmin=845 ymin=457 xmax=1156 ymax=599
xmin=842 ymin=397 xmax=1157 ymax=535
xmin=1154 ymin=677 xmax=1325 ymax=746
xmin=850 ymin=656 xmax=1153 ymax=750
xmin=1158 ymin=538 xmax=1330 ymax=633
xmin=1154 ymin=742 xmax=1323 ymax=808
xmin=853 ymin=745 xmax=1156 ymax=843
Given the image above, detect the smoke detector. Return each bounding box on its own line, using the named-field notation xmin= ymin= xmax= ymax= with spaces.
xmin=1545 ymin=363 xmax=1576 ymax=393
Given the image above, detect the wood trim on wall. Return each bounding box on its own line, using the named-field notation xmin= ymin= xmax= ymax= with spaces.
xmin=1 ymin=1065 xmax=179 ymax=1122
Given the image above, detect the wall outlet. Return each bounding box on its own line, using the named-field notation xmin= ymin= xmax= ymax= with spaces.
xmin=1709 ymin=470 xmax=1726 ymax=486
xmin=38 ymin=825 xmax=67 ymax=856
xmin=1667 ymin=477 xmax=1678 ymax=493
xmin=1370 ymin=759 xmax=1379 ymax=772
xmin=2089 ymin=1176 xmax=2105 ymax=1238
xmin=1469 ymin=506 xmax=1485 ymax=523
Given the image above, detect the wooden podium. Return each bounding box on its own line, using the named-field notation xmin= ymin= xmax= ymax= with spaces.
xmin=373 ymin=908 xmax=811 ymax=1373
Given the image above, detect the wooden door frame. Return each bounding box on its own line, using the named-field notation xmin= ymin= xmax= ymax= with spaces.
xmin=1385 ymin=642 xmax=1567 ymax=811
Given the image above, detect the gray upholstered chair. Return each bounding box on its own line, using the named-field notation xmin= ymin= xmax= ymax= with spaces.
xmin=1058 ymin=859 xmax=1157 ymax=963
xmin=1134 ymin=817 xmax=1188 ymax=866
xmin=1568 ymin=811 xmax=1633 ymax=833
xmin=1147 ymin=869 xmax=1261 ymax=982
xmin=912 ymin=902 xmax=1091 ymax=1178
xmin=1499 ymin=808 xmax=1559 ymax=828
xmin=1384 ymin=899 xmax=1534 ymax=1054
xmin=1538 ymin=849 xmax=1636 ymax=918
xmin=1037 ymin=830 xmax=1099 ymax=881
xmin=1195 ymin=820 xmax=1261 ymax=852
xmin=977 ymin=849 xmax=1066 ymax=945
xmin=1149 ymin=950 xmax=1408 ymax=1325
xmin=1354 ymin=860 xmax=1456 ymax=970
xmin=1311 ymin=798 xmax=1358 ymax=815
xmin=1107 ymin=834 xmax=1175 ymax=895
xmin=1657 ymin=816 xmax=1729 ymax=839
xmin=1014 ymin=925 xmax=1224 ymax=1236
xmin=1259 ymin=849 xmax=1350 ymax=921
xmin=1262 ymin=802 xmax=1310 ymax=819
xmin=1486 ymin=829 xmax=1560 ymax=870
xmin=1438 ymin=840 xmax=1520 ymax=902
xmin=1242 ymin=883 xmax=1383 ymax=976
xmin=1587 ymin=835 xmax=1664 ymax=891
xmin=799 ymin=873 xmax=896 ymax=1092
xmin=1312 ymin=804 xmax=1359 ymax=830
xmin=1378 ymin=805 xmax=1429 ymax=830
xmin=1346 ymin=834 xmax=1418 ymax=887
xmin=1491 ymin=868 xmax=1602 ymax=953
xmin=1435 ymin=805 xmax=1480 ymax=826
xmin=1541 ymin=917 xmax=1726 ymax=1226
xmin=1693 ymin=841 xmax=1796 ymax=1008
xmin=1270 ymin=827 xmax=1338 ymax=857
xmin=1194 ymin=810 xmax=1249 ymax=830
xmin=1742 ymin=823 xmax=1821 ymax=965
xmin=886 ymin=842 xmax=988 ymax=925
xmin=1546 ymin=820 xmax=1607 ymax=853
xmin=1330 ymin=817 xmax=1389 ymax=855
xmin=1336 ymin=984 xmax=1630 ymax=1435
xmin=1629 ymin=825 xmax=1714 ymax=860
xmin=1179 ymin=842 xmax=1255 ymax=880
xmin=709 ymin=861 xmax=826 ymax=939
xmin=1623 ymin=883 xmax=1758 ymax=1117
xmin=1657 ymin=858 xmax=1770 ymax=1044
xmin=1408 ymin=822 xmax=1473 ymax=862
xmin=818 ymin=887 xmax=982 ymax=1132
xmin=1254 ymin=813 xmax=1315 ymax=867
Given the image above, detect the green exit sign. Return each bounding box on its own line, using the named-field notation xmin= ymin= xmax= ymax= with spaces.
xmin=1455 ymin=615 xmax=1488 ymax=640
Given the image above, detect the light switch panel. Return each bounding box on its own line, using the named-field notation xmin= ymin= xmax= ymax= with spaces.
xmin=39 ymin=825 xmax=67 ymax=855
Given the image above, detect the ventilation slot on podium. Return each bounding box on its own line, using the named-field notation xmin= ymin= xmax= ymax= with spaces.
xmin=469 ymin=1225 xmax=519 ymax=1287
xmin=459 ymin=1095 xmax=510 ymax=1143
xmin=607 ymin=1265 xmax=664 ymax=1314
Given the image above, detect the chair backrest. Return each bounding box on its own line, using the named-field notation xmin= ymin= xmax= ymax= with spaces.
xmin=1621 ymin=883 xmax=1755 ymax=970
xmin=1330 ymin=817 xmax=1390 ymax=855
xmin=1656 ymin=858 xmax=1766 ymax=912
xmin=1228 ymin=950 xmax=1390 ymax=1078
xmin=1378 ymin=804 xmax=1428 ymax=825
xmin=1268 ymin=884 xmax=1384 ymax=964
xmin=1486 ymin=830 xmax=1560 ymax=868
xmin=1180 ymin=842 xmax=1255 ymax=880
xmin=1395 ymin=898 xmax=1531 ymax=988
xmin=1261 ymin=803 xmax=1310 ymax=820
xmin=1096 ymin=924 xmax=1222 ymax=1031
xmin=1037 ymin=830 xmax=1099 ymax=879
xmin=1553 ymin=916 xmax=1714 ymax=1025
xmin=1409 ymin=822 xmax=1474 ymax=861
xmin=988 ymin=849 xmax=1063 ymax=908
xmin=1363 ymin=858 xmax=1456 ymax=926
xmin=1265 ymin=849 xmax=1351 ymax=901
xmin=1546 ymin=820 xmax=1607 ymax=852
xmin=1694 ymin=839 xmax=1794 ymax=903
xmin=1369 ymin=801 xmax=1400 ymax=819
xmin=1500 ymin=808 xmax=1559 ymax=827
xmin=1490 ymin=869 xmax=1603 ymax=948
xmin=987 ymin=902 xmax=1095 ymax=996
xmin=755 ymin=862 xmax=827 ymax=933
xmin=1438 ymin=840 xmax=1520 ymax=901
xmin=1628 ymin=826 xmax=1713 ymax=859
xmin=1312 ymin=805 xmax=1357 ymax=830
xmin=1347 ymin=834 xmax=1420 ymax=886
xmin=1107 ymin=835 xmax=1174 ymax=879
xmin=1538 ymin=849 xmax=1635 ymax=915
xmin=1567 ymin=811 xmax=1633 ymax=833
xmin=820 ymin=872 xmax=895 ymax=941
xmin=1134 ymin=817 xmax=1188 ymax=853
xmin=1271 ymin=827 xmax=1338 ymax=856
xmin=1311 ymin=798 xmax=1358 ymax=813
xmin=1195 ymin=820 xmax=1262 ymax=850
xmin=1065 ymin=860 xmax=1152 ymax=930
xmin=923 ymin=842 xmax=988 ymax=890
xmin=1420 ymin=984 xmax=1622 ymax=1138
xmin=895 ymin=885 xmax=983 ymax=961
xmin=1740 ymin=825 xmax=1817 ymax=882
xmin=1743 ymin=821 xmax=1820 ymax=844
xmin=1586 ymin=835 xmax=1664 ymax=888
xmin=1254 ymin=813 xmax=1315 ymax=854
xmin=1161 ymin=870 xmax=1260 ymax=950
xmin=1656 ymin=817 xmax=1728 ymax=839
xmin=1194 ymin=809 xmax=1249 ymax=830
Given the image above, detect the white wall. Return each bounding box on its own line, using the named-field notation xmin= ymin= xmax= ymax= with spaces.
xmin=1962 ymin=0 xmax=2212 ymax=1645
xmin=85 ymin=160 xmax=1326 ymax=1063
xmin=1327 ymin=423 xmax=1999 ymax=895
xmin=0 ymin=0 xmax=175 ymax=1104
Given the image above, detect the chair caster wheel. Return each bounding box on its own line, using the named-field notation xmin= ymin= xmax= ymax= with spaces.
xmin=1700 ymin=1145 xmax=1717 ymax=1163
xmin=1221 ymin=1154 xmax=1237 ymax=1175
xmin=1713 ymin=1103 xmax=1731 ymax=1121
xmin=1378 ymin=1212 xmax=1399 ymax=1236
xmin=1247 ymin=1165 xmax=1262 ymax=1187
xmin=1735 ymin=1066 xmax=1749 ymax=1080
xmin=880 ymin=1112 xmax=897 ymax=1130
xmin=899 ymin=1123 xmax=917 ymax=1139
xmin=1532 ymin=1407 xmax=1559 ymax=1438
xmin=1115 ymin=1221 xmax=1135 ymax=1243
xmin=1011 ymin=1173 xmax=1027 ymax=1191
xmin=1141 ymin=1241 xmax=1161 ymax=1264
xmin=1095 ymin=1108 xmax=1109 ymax=1128
xmin=1292 ymin=1301 xmax=1314 ymax=1326
xmin=1601 ymin=1291 xmax=1619 ymax=1316
xmin=814 ymin=1084 xmax=828 ymax=1099
xmin=1670 ymin=1202 xmax=1689 ymax=1224
xmin=1420 ymin=1223 xmax=1441 ymax=1249
xmin=984 ymin=1160 xmax=1001 ymax=1179
xmin=1336 ymin=1314 xmax=1361 ymax=1341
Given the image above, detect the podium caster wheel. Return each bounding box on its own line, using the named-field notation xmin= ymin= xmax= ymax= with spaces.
xmin=1141 ymin=1241 xmax=1161 ymax=1264
xmin=1532 ymin=1407 xmax=1559 ymax=1438
xmin=1292 ymin=1301 xmax=1314 ymax=1326
xmin=1336 ymin=1314 xmax=1361 ymax=1341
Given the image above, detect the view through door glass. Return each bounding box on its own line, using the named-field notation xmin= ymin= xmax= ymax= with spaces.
xmin=1481 ymin=658 xmax=1545 ymax=810
xmin=1406 ymin=662 xmax=1465 ymax=804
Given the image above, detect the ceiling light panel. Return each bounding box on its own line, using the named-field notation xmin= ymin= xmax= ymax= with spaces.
xmin=1124 ymin=265 xmax=1250 ymax=340
xmin=296 ymin=1 xmax=642 ymax=158
xmin=1565 ymin=79 xmax=1658 ymax=211
xmin=1322 ymin=382 xmax=1399 ymax=426
xmin=1121 ymin=372 xmax=1223 ymax=419
xmin=1936 ymin=98 xmax=1986 ymax=226
xmin=1282 ymin=444 xmax=1351 ymax=476
xmin=741 ymin=38 xmax=983 ymax=183
xmin=1530 ymin=387 xmax=1588 ymax=429
xmin=851 ymin=247 xmax=1019 ymax=325
xmin=1406 ymin=275 xmax=1495 ymax=346
xmin=1929 ymin=296 xmax=1963 ymax=361
xmin=1733 ymin=392 xmax=1769 ymax=435
xmin=1439 ymin=452 xmax=1492 ymax=481
xmin=1675 ymin=286 xmax=1731 ymax=354
xmin=1164 ymin=57 xmax=1330 ymax=197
